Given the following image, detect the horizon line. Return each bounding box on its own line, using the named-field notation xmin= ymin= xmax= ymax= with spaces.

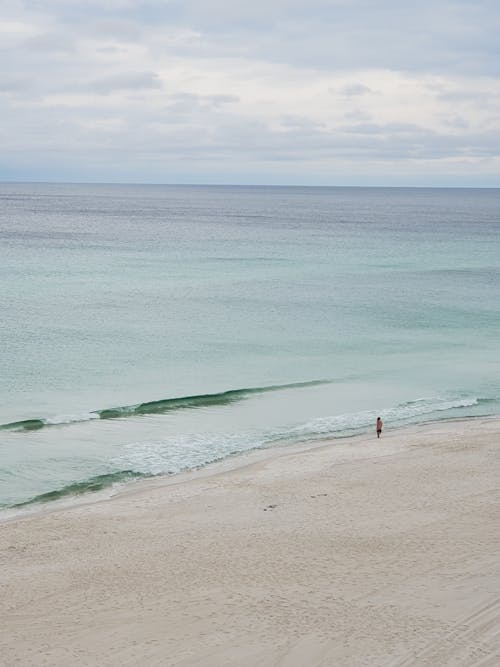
xmin=1 ymin=180 xmax=499 ymax=190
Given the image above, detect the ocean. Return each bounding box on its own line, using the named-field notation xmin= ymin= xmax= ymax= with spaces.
xmin=1 ymin=183 xmax=499 ymax=510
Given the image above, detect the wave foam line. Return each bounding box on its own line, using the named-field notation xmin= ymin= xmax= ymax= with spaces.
xmin=4 ymin=393 xmax=497 ymax=510
xmin=289 ymin=395 xmax=493 ymax=441
xmin=0 ymin=379 xmax=330 ymax=432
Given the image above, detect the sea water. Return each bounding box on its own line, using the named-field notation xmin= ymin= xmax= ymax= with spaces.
xmin=1 ymin=183 xmax=499 ymax=509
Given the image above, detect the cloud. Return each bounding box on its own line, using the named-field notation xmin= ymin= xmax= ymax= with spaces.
xmin=165 ymin=92 xmax=239 ymax=111
xmin=25 ymin=31 xmax=76 ymax=53
xmin=337 ymin=84 xmax=373 ymax=97
xmin=0 ymin=76 xmax=35 ymax=93
xmin=89 ymin=71 xmax=163 ymax=94
xmin=1 ymin=1 xmax=500 ymax=184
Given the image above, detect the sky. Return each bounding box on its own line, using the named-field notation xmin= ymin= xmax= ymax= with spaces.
xmin=1 ymin=0 xmax=500 ymax=186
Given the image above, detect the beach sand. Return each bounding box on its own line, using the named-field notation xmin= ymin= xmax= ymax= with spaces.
xmin=1 ymin=418 xmax=500 ymax=666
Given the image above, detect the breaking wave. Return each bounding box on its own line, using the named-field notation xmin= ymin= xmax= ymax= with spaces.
xmin=0 ymin=380 xmax=330 ymax=432
xmin=10 ymin=470 xmax=149 ymax=508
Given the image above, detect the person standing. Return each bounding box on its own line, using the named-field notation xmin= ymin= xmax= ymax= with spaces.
xmin=376 ymin=417 xmax=383 ymax=438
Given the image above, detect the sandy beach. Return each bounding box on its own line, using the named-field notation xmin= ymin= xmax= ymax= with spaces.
xmin=1 ymin=418 xmax=500 ymax=666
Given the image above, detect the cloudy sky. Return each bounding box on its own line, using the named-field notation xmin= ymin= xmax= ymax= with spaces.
xmin=1 ymin=0 xmax=499 ymax=185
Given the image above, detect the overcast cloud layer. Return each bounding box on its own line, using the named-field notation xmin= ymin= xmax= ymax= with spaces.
xmin=1 ymin=0 xmax=500 ymax=185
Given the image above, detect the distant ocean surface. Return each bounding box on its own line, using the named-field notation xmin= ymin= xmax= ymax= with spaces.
xmin=1 ymin=183 xmax=499 ymax=510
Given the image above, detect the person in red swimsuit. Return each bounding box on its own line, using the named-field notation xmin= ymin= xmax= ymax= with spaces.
xmin=376 ymin=417 xmax=383 ymax=438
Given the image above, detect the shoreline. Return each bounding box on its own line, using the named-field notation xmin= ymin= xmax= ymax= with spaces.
xmin=2 ymin=416 xmax=500 ymax=665
xmin=1 ymin=415 xmax=495 ymax=524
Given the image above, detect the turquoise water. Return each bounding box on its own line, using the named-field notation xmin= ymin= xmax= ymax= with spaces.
xmin=1 ymin=183 xmax=499 ymax=508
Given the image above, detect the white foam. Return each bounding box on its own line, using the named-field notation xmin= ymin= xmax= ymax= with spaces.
xmin=45 ymin=412 xmax=100 ymax=426
xmin=103 ymin=395 xmax=485 ymax=478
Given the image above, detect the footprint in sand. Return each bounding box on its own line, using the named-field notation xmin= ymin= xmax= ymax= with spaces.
xmin=263 ymin=504 xmax=278 ymax=511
